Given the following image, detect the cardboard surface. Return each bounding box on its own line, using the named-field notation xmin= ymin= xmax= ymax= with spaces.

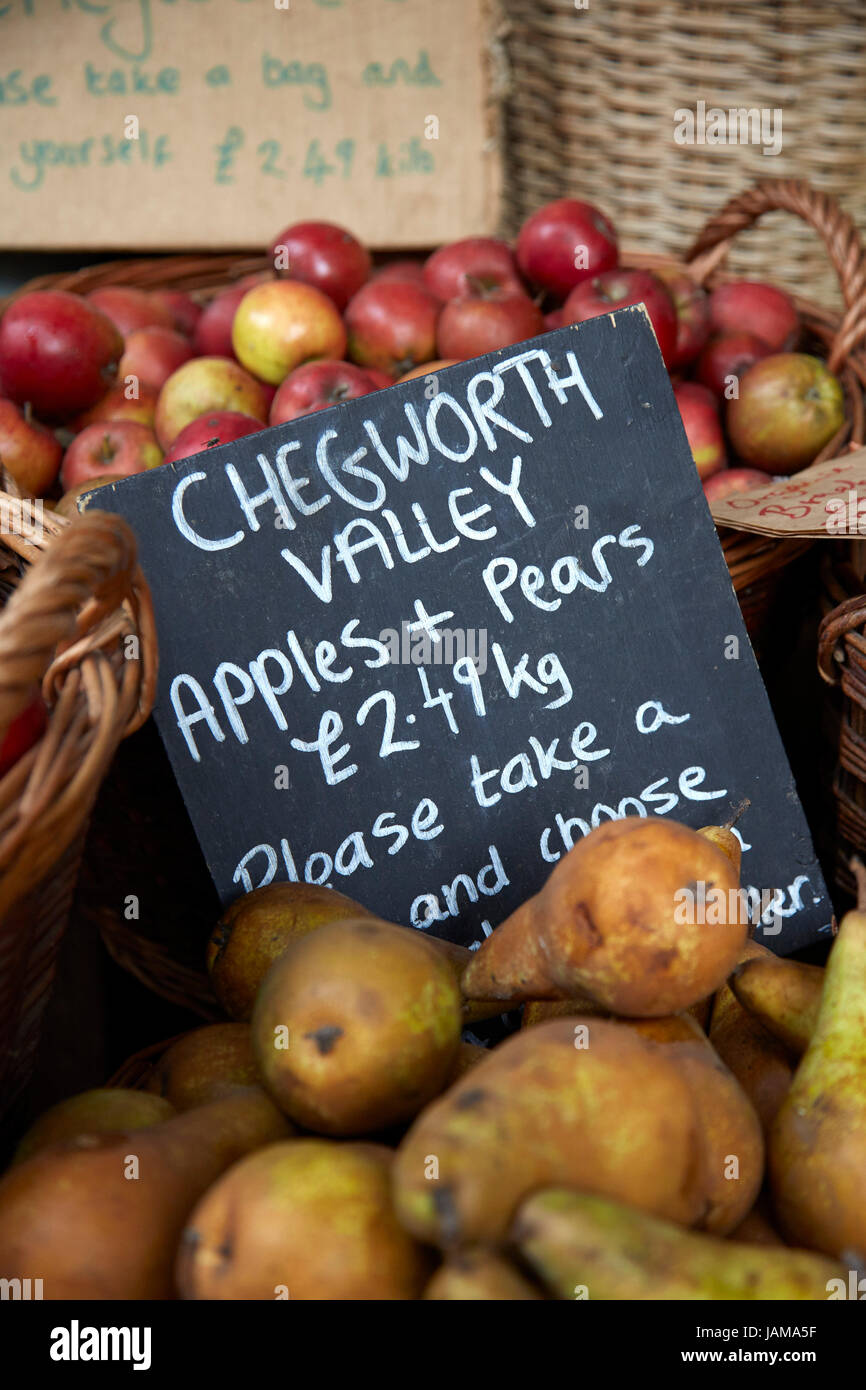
xmin=0 ymin=0 xmax=501 ymax=251
xmin=87 ymin=310 xmax=831 ymax=953
xmin=709 ymin=448 xmax=866 ymax=538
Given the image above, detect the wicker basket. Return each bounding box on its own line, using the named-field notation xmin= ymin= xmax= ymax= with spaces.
xmin=648 ymin=178 xmax=866 ymax=647
xmin=817 ymin=555 xmax=866 ymax=901
xmin=502 ymin=0 xmax=866 ymax=309
xmin=6 ymin=178 xmax=866 ymax=1022
xmin=0 ymin=497 xmax=157 ymax=1119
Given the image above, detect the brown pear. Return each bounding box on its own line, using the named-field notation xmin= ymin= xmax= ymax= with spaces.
xmin=252 ymin=917 xmax=462 ymax=1135
xmin=13 ymin=1089 xmax=174 ymax=1165
xmin=393 ymin=1017 xmax=707 ymax=1247
xmin=177 ymin=1140 xmax=428 ymax=1300
xmin=144 ymin=1023 xmax=259 ymax=1110
xmin=425 ymin=1248 xmax=542 ymax=1300
xmin=207 ymin=883 xmax=377 ymax=1020
xmin=626 ymin=1014 xmax=764 ymax=1234
xmin=0 ymin=1089 xmax=291 ymax=1299
xmin=729 ymin=955 xmax=823 ymax=1056
xmin=462 ymin=818 xmax=744 ymax=1016
xmin=207 ymin=883 xmax=501 ymax=1025
xmin=709 ymin=940 xmax=793 ymax=1138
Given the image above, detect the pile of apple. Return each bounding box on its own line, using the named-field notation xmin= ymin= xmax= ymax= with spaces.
xmin=0 ymin=200 xmax=847 ymax=515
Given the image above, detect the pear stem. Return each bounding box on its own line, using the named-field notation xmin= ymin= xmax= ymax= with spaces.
xmin=850 ymin=856 xmax=866 ymax=912
xmin=724 ymin=798 xmax=751 ymax=830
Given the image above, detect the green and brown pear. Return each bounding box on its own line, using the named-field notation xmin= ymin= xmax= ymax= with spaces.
xmin=207 ymin=883 xmax=376 ymax=1020
xmin=0 ymin=1089 xmax=291 ymax=1299
xmin=208 ymin=882 xmax=501 ymax=1024
xmin=424 ymin=1248 xmax=542 ymax=1300
xmin=252 ymin=917 xmax=462 ymax=1135
xmin=144 ymin=1023 xmax=259 ymax=1110
xmin=730 ymin=955 xmax=823 ymax=1057
xmin=626 ymin=1013 xmax=764 ymax=1234
xmin=177 ymin=1139 xmax=429 ymax=1300
xmin=393 ymin=1016 xmax=708 ymax=1247
xmin=709 ymin=939 xmax=794 ymax=1137
xmin=12 ymin=1088 xmax=174 ymax=1165
xmin=514 ymin=1189 xmax=845 ymax=1300
xmin=769 ymin=869 xmax=866 ymax=1258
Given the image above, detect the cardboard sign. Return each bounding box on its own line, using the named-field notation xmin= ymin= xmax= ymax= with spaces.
xmin=0 ymin=0 xmax=500 ymax=250
xmin=709 ymin=448 xmax=866 ymax=538
xmin=87 ymin=310 xmax=832 ymax=952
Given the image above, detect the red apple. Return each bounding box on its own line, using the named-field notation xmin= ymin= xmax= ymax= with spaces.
xmin=372 ymin=260 xmax=429 ymax=290
xmin=424 ymin=238 xmax=524 ymax=302
xmin=119 ymin=327 xmax=194 ymax=393
xmin=155 ymin=357 xmax=270 ymax=448
xmin=87 ymin=286 xmax=174 ymax=338
xmin=193 ymin=287 xmax=247 ymax=360
xmin=697 ymin=332 xmax=771 ymax=400
xmin=148 ymin=289 xmax=202 ymax=338
xmin=345 ymin=281 xmax=439 ymax=377
xmin=702 ymin=467 xmax=769 ymax=502
xmin=232 ymin=282 xmax=347 ymax=386
xmin=73 ymin=381 xmax=160 ymax=432
xmin=563 ymin=270 xmax=678 ymax=366
xmin=544 ymin=309 xmax=564 ymax=332
xmin=269 ymin=361 xmax=378 ymax=426
xmin=516 ymin=198 xmax=618 ymax=299
xmin=0 ymin=291 xmax=123 ymax=420
xmin=61 ymin=421 xmax=163 ymax=488
xmin=708 ymin=281 xmax=799 ymax=352
xmin=163 ymin=411 xmax=264 ymax=465
xmin=437 ymin=290 xmax=545 ymax=360
xmin=0 ymin=689 xmax=47 ymax=780
xmin=673 ymin=381 xmax=719 ymax=414
xmin=268 ymin=221 xmax=371 ymax=312
xmin=192 ymin=275 xmax=276 ymax=361
xmin=0 ymin=399 xmax=63 ymax=495
xmin=363 ymin=368 xmax=394 ymax=390
xmin=656 ymin=269 xmax=711 ymax=369
xmin=673 ymin=381 xmax=726 ymax=479
xmin=726 ymin=353 xmax=845 ymax=475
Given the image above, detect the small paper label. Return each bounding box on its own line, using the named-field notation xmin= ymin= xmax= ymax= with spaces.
xmin=709 ymin=447 xmax=866 ymax=538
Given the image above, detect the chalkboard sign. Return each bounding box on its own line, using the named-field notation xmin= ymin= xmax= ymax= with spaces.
xmin=88 ymin=310 xmax=832 ymax=953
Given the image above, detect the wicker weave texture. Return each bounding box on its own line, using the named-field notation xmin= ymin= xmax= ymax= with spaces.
xmin=0 ymin=501 xmax=158 ymax=1115
xmin=502 ymin=0 xmax=866 ymax=308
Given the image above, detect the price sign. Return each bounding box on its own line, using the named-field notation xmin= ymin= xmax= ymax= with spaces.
xmin=89 ymin=310 xmax=831 ymax=950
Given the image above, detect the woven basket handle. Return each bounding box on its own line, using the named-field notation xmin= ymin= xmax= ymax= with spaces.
xmin=0 ymin=502 xmax=155 ymax=734
xmin=686 ymin=179 xmax=866 ymax=374
xmin=817 ymin=593 xmax=866 ymax=688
